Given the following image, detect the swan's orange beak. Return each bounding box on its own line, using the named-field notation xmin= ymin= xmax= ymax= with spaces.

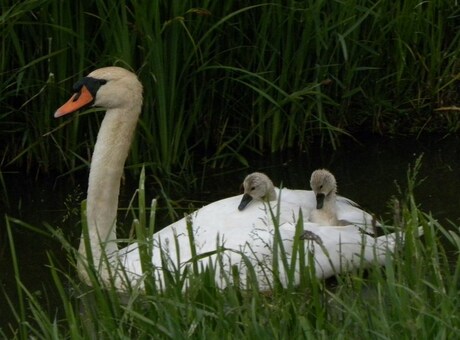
xmin=54 ymin=85 xmax=94 ymax=118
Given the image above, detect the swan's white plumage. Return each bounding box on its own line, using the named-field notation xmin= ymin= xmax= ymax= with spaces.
xmin=120 ymin=192 xmax=395 ymax=290
xmin=55 ymin=67 xmax=406 ymax=291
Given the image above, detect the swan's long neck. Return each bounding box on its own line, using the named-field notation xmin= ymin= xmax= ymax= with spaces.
xmin=79 ymin=106 xmax=140 ymax=265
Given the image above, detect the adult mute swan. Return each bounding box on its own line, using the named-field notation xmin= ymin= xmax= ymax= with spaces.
xmin=239 ymin=172 xmax=377 ymax=233
xmin=55 ymin=67 xmax=410 ymax=291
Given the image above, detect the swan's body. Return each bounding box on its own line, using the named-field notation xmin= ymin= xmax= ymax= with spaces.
xmin=56 ymin=67 xmax=408 ymax=291
xmin=121 ymin=198 xmax=398 ymax=290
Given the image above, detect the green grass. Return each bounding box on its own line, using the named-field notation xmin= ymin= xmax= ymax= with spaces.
xmin=1 ymin=0 xmax=459 ymax=179
xmin=2 ymin=160 xmax=460 ymax=338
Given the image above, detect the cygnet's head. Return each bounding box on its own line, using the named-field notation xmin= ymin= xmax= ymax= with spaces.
xmin=238 ymin=172 xmax=277 ymax=211
xmin=310 ymin=169 xmax=337 ymax=209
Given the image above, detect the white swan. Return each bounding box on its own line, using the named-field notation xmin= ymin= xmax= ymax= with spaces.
xmin=55 ymin=67 xmax=410 ymax=291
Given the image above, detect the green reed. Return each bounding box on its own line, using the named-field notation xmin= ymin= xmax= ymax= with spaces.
xmin=1 ymin=0 xmax=459 ymax=177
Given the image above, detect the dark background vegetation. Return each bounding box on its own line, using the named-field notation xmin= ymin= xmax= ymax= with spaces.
xmin=1 ymin=0 xmax=459 ymax=180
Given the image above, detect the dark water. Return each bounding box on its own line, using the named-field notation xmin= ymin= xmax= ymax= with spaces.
xmin=1 ymin=134 xmax=459 ymax=331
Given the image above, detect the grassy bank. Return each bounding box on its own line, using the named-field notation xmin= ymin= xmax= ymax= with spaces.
xmin=1 ymin=0 xmax=459 ymax=177
xmin=2 ymin=161 xmax=460 ymax=338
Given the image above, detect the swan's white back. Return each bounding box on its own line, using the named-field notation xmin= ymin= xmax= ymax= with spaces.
xmin=119 ymin=191 xmax=394 ymax=291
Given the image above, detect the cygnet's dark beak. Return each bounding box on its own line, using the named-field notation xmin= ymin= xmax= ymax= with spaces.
xmin=238 ymin=193 xmax=253 ymax=211
xmin=315 ymin=193 xmax=325 ymax=209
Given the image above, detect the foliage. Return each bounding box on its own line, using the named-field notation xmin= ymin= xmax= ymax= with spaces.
xmin=0 ymin=0 xmax=459 ymax=177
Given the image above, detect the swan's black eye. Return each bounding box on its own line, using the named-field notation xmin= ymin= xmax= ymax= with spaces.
xmin=251 ymin=186 xmax=256 ymax=191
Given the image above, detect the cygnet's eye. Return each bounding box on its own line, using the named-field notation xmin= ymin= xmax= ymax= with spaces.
xmin=251 ymin=186 xmax=256 ymax=191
